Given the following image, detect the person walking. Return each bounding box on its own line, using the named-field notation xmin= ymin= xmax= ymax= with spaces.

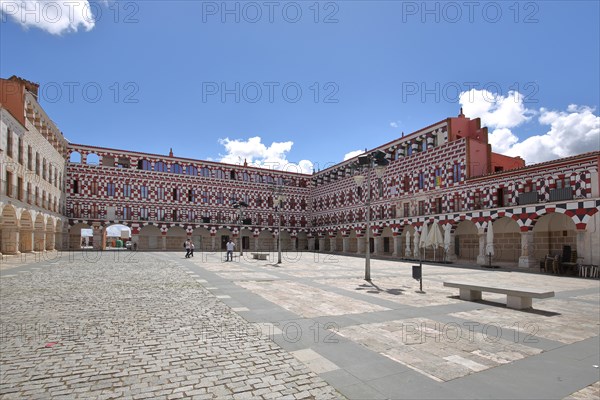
xmin=225 ymin=239 xmax=235 ymax=262
xmin=190 ymin=242 xmax=195 ymax=257
xmin=184 ymin=239 xmax=191 ymax=258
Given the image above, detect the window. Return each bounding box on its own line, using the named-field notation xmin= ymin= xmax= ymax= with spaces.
xmin=157 ymin=208 xmax=165 ymax=220
xmin=435 ymin=197 xmax=442 ymax=214
xmin=172 ymin=209 xmax=178 ymax=221
xmin=107 ymin=183 xmax=115 ymax=197
xmin=154 ymin=161 xmax=167 ymax=172
xmin=403 ymin=176 xmax=410 ymax=192
xmin=435 ymin=167 xmax=443 ymax=186
xmin=243 ymin=172 xmax=249 ymax=181
xmin=406 ymin=145 xmax=413 ymax=156
xmin=157 ymin=187 xmax=165 ymax=199
xmin=418 ymin=173 xmax=425 ymax=190
xmin=91 ymin=204 xmax=98 ymax=219
xmin=28 ymin=146 xmax=33 ymax=170
xmin=73 ymin=180 xmax=79 ymax=194
xmin=172 ymin=164 xmax=183 ymax=174
xmin=123 ymin=184 xmax=131 ymax=198
xmin=140 ymin=185 xmax=148 ymax=198
xmin=474 ymin=191 xmax=482 ymax=209
xmin=91 ymin=181 xmax=98 ymax=195
xmin=123 ymin=206 xmax=131 ymax=220
xmin=188 ymin=189 xmax=195 ymax=202
xmin=140 ymin=207 xmax=148 ymax=220
xmin=6 ymin=129 xmax=13 ymax=158
xmin=201 ymin=167 xmax=210 ymax=177
xmin=403 ymin=202 xmax=410 ymax=217
xmin=216 ymin=191 xmax=224 ymax=204
xmin=201 ymin=190 xmax=208 ymax=203
xmin=36 ymin=153 xmax=40 ymax=176
xmin=17 ymin=137 xmax=23 ymax=164
xmin=454 ymin=194 xmax=461 ymax=212
xmin=422 ymin=140 xmax=427 ymax=152
xmin=453 ymin=163 xmax=461 ymax=183
xmin=186 ymin=165 xmax=197 ymax=175
xmin=138 ymin=160 xmax=152 ymax=170
xmin=188 ymin=210 xmax=195 ymax=221
xmin=215 ymin=170 xmax=226 ymax=179
xmin=173 ymin=188 xmax=179 ymax=201
xmin=418 ymin=200 xmax=425 ymax=215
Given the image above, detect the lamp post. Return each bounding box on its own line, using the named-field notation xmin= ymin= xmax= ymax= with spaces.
xmin=271 ymin=183 xmax=287 ymax=264
xmin=233 ymin=200 xmax=248 ymax=256
xmin=353 ymin=151 xmax=389 ymax=281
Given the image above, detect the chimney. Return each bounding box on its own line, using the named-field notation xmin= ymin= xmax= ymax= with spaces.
xmin=169 ymin=148 xmax=173 ymax=157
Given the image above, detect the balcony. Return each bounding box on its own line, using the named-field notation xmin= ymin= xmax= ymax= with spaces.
xmin=549 ymin=187 xmax=573 ymax=202
xmin=518 ymin=191 xmax=538 ymax=205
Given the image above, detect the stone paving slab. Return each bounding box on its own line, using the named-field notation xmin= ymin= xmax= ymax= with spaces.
xmin=0 ymin=253 xmax=343 ymax=399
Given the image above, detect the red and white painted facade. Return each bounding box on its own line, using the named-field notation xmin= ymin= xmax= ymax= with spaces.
xmin=2 ymin=76 xmax=599 ymax=267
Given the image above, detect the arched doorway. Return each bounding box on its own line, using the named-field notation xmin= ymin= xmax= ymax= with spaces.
xmin=69 ymin=223 xmax=92 ymax=249
xmin=192 ymin=227 xmax=211 ymax=252
xmin=280 ymin=230 xmax=292 ymax=251
xmin=532 ymin=212 xmax=577 ymax=261
xmin=33 ymin=214 xmax=45 ymax=251
xmin=380 ymin=226 xmax=393 ymax=255
xmin=297 ymin=231 xmax=308 ymax=251
xmin=335 ymin=231 xmax=343 ymax=253
xmin=216 ymin=228 xmax=233 ymax=251
xmin=348 ymin=230 xmax=358 ymax=253
xmin=105 ymin=224 xmax=131 ymax=249
xmin=45 ymin=218 xmax=56 ymax=250
xmin=454 ymin=220 xmax=478 ymax=262
xmin=493 ymin=217 xmax=520 ymax=263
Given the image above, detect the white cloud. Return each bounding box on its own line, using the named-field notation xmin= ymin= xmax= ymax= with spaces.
xmin=459 ymin=89 xmax=533 ymax=129
xmin=217 ymin=136 xmax=314 ymax=174
xmin=505 ymin=105 xmax=600 ymax=163
xmin=343 ymin=150 xmax=364 ymax=161
xmin=459 ymin=89 xmax=600 ymax=164
xmin=1 ymin=0 xmax=95 ymax=35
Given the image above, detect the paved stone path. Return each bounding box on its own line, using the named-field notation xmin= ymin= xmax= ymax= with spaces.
xmin=1 ymin=249 xmax=599 ymax=399
xmin=0 ymin=251 xmax=342 ymax=399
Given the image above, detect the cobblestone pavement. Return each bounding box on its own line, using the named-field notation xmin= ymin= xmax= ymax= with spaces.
xmin=0 ymin=251 xmax=343 ymax=399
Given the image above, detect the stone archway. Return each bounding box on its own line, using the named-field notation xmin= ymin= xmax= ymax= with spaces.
xmin=257 ymin=229 xmax=273 ymax=252
xmin=455 ymin=220 xmax=478 ymax=262
xmin=33 ymin=214 xmax=46 ymax=251
xmin=379 ymin=226 xmax=394 ymax=256
xmin=297 ymin=231 xmax=308 ymax=251
xmin=139 ymin=225 xmax=162 ymax=250
xmin=348 ymin=230 xmax=358 ymax=253
xmin=192 ymin=227 xmax=211 ymax=252
xmin=532 ymin=212 xmax=577 ymax=261
xmin=1 ymin=205 xmax=20 ymax=254
xmin=492 ymin=217 xmax=520 ymax=263
xmin=166 ymin=226 xmax=187 ymax=250
xmin=45 ymin=217 xmax=56 ymax=250
xmin=335 ymin=231 xmax=343 ymax=253
xmin=19 ymin=210 xmax=34 ymax=253
xmin=69 ymin=222 xmax=92 ymax=249
xmin=280 ymin=230 xmax=292 ymax=251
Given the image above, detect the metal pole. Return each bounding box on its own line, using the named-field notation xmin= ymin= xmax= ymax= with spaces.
xmin=365 ymin=162 xmax=371 ymax=281
xmin=239 ymin=207 xmax=243 ymax=257
xmin=277 ymin=201 xmax=282 ymax=264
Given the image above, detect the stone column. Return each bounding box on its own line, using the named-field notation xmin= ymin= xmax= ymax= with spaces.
xmin=576 ymin=229 xmax=586 ymax=263
xmin=405 ymin=235 xmax=411 ymax=258
xmin=161 ymin=234 xmax=167 ymax=251
xmin=392 ymin=235 xmax=400 ymax=257
xmin=45 ymin=231 xmax=55 ymax=250
xmin=342 ymin=237 xmax=350 ymax=253
xmin=329 ymin=238 xmax=336 ymax=252
xmin=291 ymin=237 xmax=297 ymax=251
xmin=1 ymin=228 xmax=20 ymax=255
xmin=446 ymin=232 xmax=457 ymax=262
xmin=211 ymin=235 xmax=217 ymax=251
xmin=22 ymin=230 xmax=34 ymax=252
xmin=318 ymin=237 xmax=326 ymax=252
xmin=34 ymin=230 xmax=46 ymax=252
xmin=476 ymin=228 xmax=487 ymax=265
xmin=373 ymin=236 xmax=383 ymax=255
xmin=252 ymin=236 xmax=259 ymax=251
xmin=93 ymin=226 xmax=104 ymax=250
xmin=518 ymin=230 xmax=536 ymax=268
xmin=307 ymin=237 xmax=315 ymax=251
xmin=357 ymin=236 xmax=365 ymax=254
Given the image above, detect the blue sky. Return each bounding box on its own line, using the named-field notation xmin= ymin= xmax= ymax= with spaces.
xmin=1 ymin=0 xmax=599 ymax=172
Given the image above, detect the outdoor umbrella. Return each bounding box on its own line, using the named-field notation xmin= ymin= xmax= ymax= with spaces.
xmin=419 ymin=223 xmax=429 ymax=260
xmin=443 ymin=223 xmax=452 ymax=261
xmin=413 ymin=230 xmax=420 ymax=258
xmin=485 ymin=221 xmax=495 ymax=258
xmin=427 ymin=222 xmax=444 ymax=262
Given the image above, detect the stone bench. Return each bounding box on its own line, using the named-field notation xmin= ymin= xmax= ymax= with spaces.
xmin=443 ymin=281 xmax=555 ymax=310
xmin=251 ymin=253 xmax=269 ymax=260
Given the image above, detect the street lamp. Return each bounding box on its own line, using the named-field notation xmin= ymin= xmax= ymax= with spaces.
xmin=353 ymin=150 xmax=389 ymax=281
xmin=233 ymin=200 xmax=248 ymax=256
xmin=271 ymin=182 xmax=287 ymax=264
